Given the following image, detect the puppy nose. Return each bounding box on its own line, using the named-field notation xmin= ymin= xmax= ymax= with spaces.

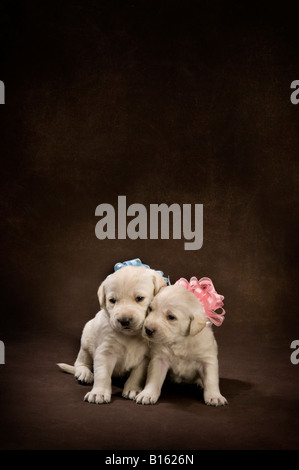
xmin=145 ymin=326 xmax=155 ymax=337
xmin=118 ymin=317 xmax=132 ymax=327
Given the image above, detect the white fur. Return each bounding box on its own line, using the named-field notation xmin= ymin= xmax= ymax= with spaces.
xmin=58 ymin=265 xmax=165 ymax=404
xmin=135 ymin=285 xmax=227 ymax=406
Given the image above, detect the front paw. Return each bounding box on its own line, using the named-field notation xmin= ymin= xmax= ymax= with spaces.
xmin=84 ymin=388 xmax=111 ymax=404
xmin=75 ymin=366 xmax=94 ymax=385
xmin=122 ymin=386 xmax=142 ymax=400
xmin=135 ymin=389 xmax=160 ymax=405
xmin=204 ymin=391 xmax=228 ymax=406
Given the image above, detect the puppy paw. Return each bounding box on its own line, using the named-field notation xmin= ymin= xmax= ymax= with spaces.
xmin=135 ymin=390 xmax=160 ymax=405
xmin=84 ymin=388 xmax=111 ymax=404
xmin=122 ymin=387 xmax=142 ymax=400
xmin=204 ymin=392 xmax=228 ymax=407
xmin=75 ymin=366 xmax=94 ymax=385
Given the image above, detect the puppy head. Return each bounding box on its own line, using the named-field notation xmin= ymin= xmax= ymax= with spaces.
xmin=97 ymin=266 xmax=166 ymax=335
xmin=143 ymin=285 xmax=206 ymax=344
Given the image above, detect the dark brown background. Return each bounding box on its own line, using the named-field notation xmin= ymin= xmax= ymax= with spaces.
xmin=0 ymin=0 xmax=298 ymax=451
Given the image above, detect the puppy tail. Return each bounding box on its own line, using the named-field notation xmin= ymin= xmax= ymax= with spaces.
xmin=57 ymin=363 xmax=75 ymax=375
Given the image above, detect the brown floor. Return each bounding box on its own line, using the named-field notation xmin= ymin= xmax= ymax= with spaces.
xmin=1 ymin=321 xmax=298 ymax=450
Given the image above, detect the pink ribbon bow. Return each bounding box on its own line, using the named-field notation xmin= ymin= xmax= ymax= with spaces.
xmin=174 ymin=276 xmax=226 ymax=326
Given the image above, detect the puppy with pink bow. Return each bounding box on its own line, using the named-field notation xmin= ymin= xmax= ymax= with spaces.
xmin=136 ymin=277 xmax=228 ymax=406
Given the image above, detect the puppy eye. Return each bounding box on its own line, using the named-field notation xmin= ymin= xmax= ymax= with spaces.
xmin=135 ymin=296 xmax=144 ymax=302
xmin=146 ymin=306 xmax=152 ymax=317
xmin=109 ymin=298 xmax=116 ymax=304
xmin=167 ymin=314 xmax=176 ymax=321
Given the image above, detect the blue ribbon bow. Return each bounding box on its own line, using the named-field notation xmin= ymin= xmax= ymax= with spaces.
xmin=111 ymin=258 xmax=169 ymax=285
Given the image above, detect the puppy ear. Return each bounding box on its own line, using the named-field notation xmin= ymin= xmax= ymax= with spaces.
xmin=97 ymin=281 xmax=106 ymax=308
xmin=152 ymin=271 xmax=167 ymax=295
xmin=189 ymin=313 xmax=206 ymax=336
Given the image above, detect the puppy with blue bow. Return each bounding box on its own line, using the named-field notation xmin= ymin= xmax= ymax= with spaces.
xmin=58 ymin=259 xmax=166 ymax=404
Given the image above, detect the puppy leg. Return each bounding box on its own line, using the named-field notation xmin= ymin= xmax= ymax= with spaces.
xmin=84 ymin=351 xmax=117 ymax=404
xmin=202 ymin=360 xmax=227 ymax=406
xmin=74 ymin=347 xmax=94 ymax=384
xmin=135 ymin=357 xmax=169 ymax=405
xmin=123 ymin=357 xmax=149 ymax=400
xmin=74 ymin=319 xmax=95 ymax=384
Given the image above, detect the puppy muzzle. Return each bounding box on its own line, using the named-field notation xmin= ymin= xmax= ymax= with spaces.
xmin=143 ymin=324 xmax=162 ymax=342
xmin=118 ymin=317 xmax=132 ymax=328
xmin=113 ymin=313 xmax=143 ymax=334
xmin=144 ymin=326 xmax=155 ymax=337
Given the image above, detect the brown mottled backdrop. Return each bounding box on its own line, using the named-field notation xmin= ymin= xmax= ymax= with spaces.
xmin=0 ymin=0 xmax=298 ymax=451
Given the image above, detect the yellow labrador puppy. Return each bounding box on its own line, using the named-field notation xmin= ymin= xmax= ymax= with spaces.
xmin=135 ymin=285 xmax=227 ymax=406
xmin=58 ymin=265 xmax=166 ymax=404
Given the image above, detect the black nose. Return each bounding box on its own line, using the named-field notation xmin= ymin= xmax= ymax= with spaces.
xmin=145 ymin=326 xmax=155 ymax=337
xmin=118 ymin=318 xmax=131 ymax=327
